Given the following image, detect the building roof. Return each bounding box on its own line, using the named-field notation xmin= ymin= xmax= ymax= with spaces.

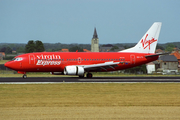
xmin=0 ymin=52 xmax=5 ymax=57
xmin=60 ymin=49 xmax=69 ymax=52
xmin=159 ymin=55 xmax=178 ymax=62
xmin=93 ymin=27 xmax=98 ymax=39
xmin=170 ymin=51 xmax=180 ymax=59
xmin=155 ymin=49 xmax=164 ymax=53
xmin=83 ymin=49 xmax=91 ymax=52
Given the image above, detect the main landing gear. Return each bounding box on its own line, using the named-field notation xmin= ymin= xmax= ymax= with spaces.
xmin=86 ymin=73 xmax=93 ymax=78
xmin=78 ymin=73 xmax=93 ymax=78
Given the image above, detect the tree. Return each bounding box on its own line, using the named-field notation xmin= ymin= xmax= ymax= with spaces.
xmin=35 ymin=40 xmax=45 ymax=52
xmin=69 ymin=46 xmax=83 ymax=52
xmin=0 ymin=47 xmax=6 ymax=52
xmin=0 ymin=47 xmax=12 ymax=54
xmin=110 ymin=46 xmax=119 ymax=51
xmin=16 ymin=46 xmax=25 ymax=53
xmin=25 ymin=40 xmax=36 ymax=53
xmin=165 ymin=43 xmax=175 ymax=52
xmin=156 ymin=45 xmax=164 ymax=50
xmin=5 ymin=47 xmax=12 ymax=54
xmin=25 ymin=40 xmax=45 ymax=53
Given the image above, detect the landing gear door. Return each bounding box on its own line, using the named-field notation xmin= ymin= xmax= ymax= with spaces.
xmin=130 ymin=55 xmax=135 ymax=64
xmin=29 ymin=54 xmax=35 ymax=65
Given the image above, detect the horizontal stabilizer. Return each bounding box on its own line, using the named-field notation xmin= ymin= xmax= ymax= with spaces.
xmin=145 ymin=52 xmax=170 ymax=58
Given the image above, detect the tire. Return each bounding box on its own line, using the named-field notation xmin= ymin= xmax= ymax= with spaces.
xmin=87 ymin=73 xmax=93 ymax=78
xmin=79 ymin=75 xmax=84 ymax=78
xmin=23 ymin=75 xmax=27 ymax=79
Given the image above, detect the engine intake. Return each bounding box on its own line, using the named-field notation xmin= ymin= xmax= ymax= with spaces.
xmin=64 ymin=66 xmax=84 ymax=76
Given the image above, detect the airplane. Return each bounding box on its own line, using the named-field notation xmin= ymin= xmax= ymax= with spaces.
xmin=5 ymin=22 xmax=162 ymax=78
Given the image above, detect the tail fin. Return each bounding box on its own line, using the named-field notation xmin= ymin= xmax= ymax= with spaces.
xmin=120 ymin=22 xmax=162 ymax=53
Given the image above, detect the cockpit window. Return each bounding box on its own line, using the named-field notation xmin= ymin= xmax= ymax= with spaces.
xmin=13 ymin=57 xmax=23 ymax=61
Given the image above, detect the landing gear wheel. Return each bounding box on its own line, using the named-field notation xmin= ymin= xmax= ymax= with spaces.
xmin=23 ymin=74 xmax=27 ymax=79
xmin=79 ymin=74 xmax=84 ymax=78
xmin=87 ymin=73 xmax=93 ymax=78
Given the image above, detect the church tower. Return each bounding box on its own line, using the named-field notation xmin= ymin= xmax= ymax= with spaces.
xmin=91 ymin=28 xmax=99 ymax=52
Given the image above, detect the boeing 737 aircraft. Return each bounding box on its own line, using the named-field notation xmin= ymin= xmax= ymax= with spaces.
xmin=5 ymin=22 xmax=162 ymax=78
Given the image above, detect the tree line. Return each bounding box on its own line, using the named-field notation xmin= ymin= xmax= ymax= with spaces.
xmin=0 ymin=41 xmax=179 ymax=54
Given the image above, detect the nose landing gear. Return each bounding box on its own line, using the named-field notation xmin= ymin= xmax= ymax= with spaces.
xmin=17 ymin=71 xmax=27 ymax=79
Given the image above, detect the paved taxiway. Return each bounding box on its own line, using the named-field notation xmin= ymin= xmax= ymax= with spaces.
xmin=0 ymin=77 xmax=180 ymax=83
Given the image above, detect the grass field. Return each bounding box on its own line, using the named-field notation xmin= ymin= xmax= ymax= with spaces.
xmin=0 ymin=60 xmax=9 ymax=64
xmin=0 ymin=83 xmax=180 ymax=119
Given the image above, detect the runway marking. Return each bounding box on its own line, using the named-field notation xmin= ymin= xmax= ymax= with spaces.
xmin=1 ymin=82 xmax=180 ymax=84
xmin=1 ymin=77 xmax=180 ymax=84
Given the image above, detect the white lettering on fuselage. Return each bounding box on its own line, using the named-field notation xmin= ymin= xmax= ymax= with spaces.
xmin=36 ymin=54 xmax=61 ymax=66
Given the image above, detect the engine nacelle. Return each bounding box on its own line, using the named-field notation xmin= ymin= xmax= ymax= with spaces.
xmin=64 ymin=66 xmax=84 ymax=76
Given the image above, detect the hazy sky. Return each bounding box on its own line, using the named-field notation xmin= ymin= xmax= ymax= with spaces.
xmin=0 ymin=0 xmax=179 ymax=44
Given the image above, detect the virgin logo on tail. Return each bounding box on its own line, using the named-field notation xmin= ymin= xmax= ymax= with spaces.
xmin=140 ymin=34 xmax=157 ymax=50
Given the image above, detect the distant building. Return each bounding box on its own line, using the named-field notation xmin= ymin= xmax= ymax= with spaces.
xmin=156 ymin=55 xmax=179 ymax=74
xmin=0 ymin=54 xmax=3 ymax=60
xmin=0 ymin=52 xmax=5 ymax=60
xmin=99 ymin=44 xmax=113 ymax=52
xmin=170 ymin=50 xmax=180 ymax=67
xmin=155 ymin=49 xmax=164 ymax=53
xmin=59 ymin=49 xmax=69 ymax=52
xmin=146 ymin=62 xmax=155 ymax=74
xmin=12 ymin=50 xmax=16 ymax=54
xmin=91 ymin=28 xmax=99 ymax=52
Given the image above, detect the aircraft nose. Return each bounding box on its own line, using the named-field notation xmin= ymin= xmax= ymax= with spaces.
xmin=4 ymin=61 xmax=11 ymax=68
xmin=4 ymin=61 xmax=16 ymax=70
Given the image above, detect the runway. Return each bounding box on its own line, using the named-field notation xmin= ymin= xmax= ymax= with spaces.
xmin=0 ymin=77 xmax=180 ymax=83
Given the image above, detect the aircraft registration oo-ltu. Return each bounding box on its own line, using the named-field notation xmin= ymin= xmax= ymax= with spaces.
xmin=5 ymin=22 xmax=163 ymax=78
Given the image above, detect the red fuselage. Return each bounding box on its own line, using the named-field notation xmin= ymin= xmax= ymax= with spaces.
xmin=5 ymin=52 xmax=158 ymax=73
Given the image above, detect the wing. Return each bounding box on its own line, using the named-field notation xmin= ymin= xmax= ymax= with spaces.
xmin=82 ymin=61 xmax=120 ymax=72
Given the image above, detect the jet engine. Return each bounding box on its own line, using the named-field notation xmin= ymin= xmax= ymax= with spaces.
xmin=64 ymin=66 xmax=84 ymax=76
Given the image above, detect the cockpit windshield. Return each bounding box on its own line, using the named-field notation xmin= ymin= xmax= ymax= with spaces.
xmin=12 ymin=57 xmax=23 ymax=61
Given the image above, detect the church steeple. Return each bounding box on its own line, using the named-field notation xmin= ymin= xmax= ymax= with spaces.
xmin=93 ymin=27 xmax=98 ymax=39
xmin=91 ymin=27 xmax=99 ymax=52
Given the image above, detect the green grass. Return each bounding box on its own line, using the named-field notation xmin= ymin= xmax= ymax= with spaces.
xmin=0 ymin=60 xmax=9 ymax=64
xmin=0 ymin=83 xmax=180 ymax=107
xmin=1 ymin=83 xmax=180 ymax=119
